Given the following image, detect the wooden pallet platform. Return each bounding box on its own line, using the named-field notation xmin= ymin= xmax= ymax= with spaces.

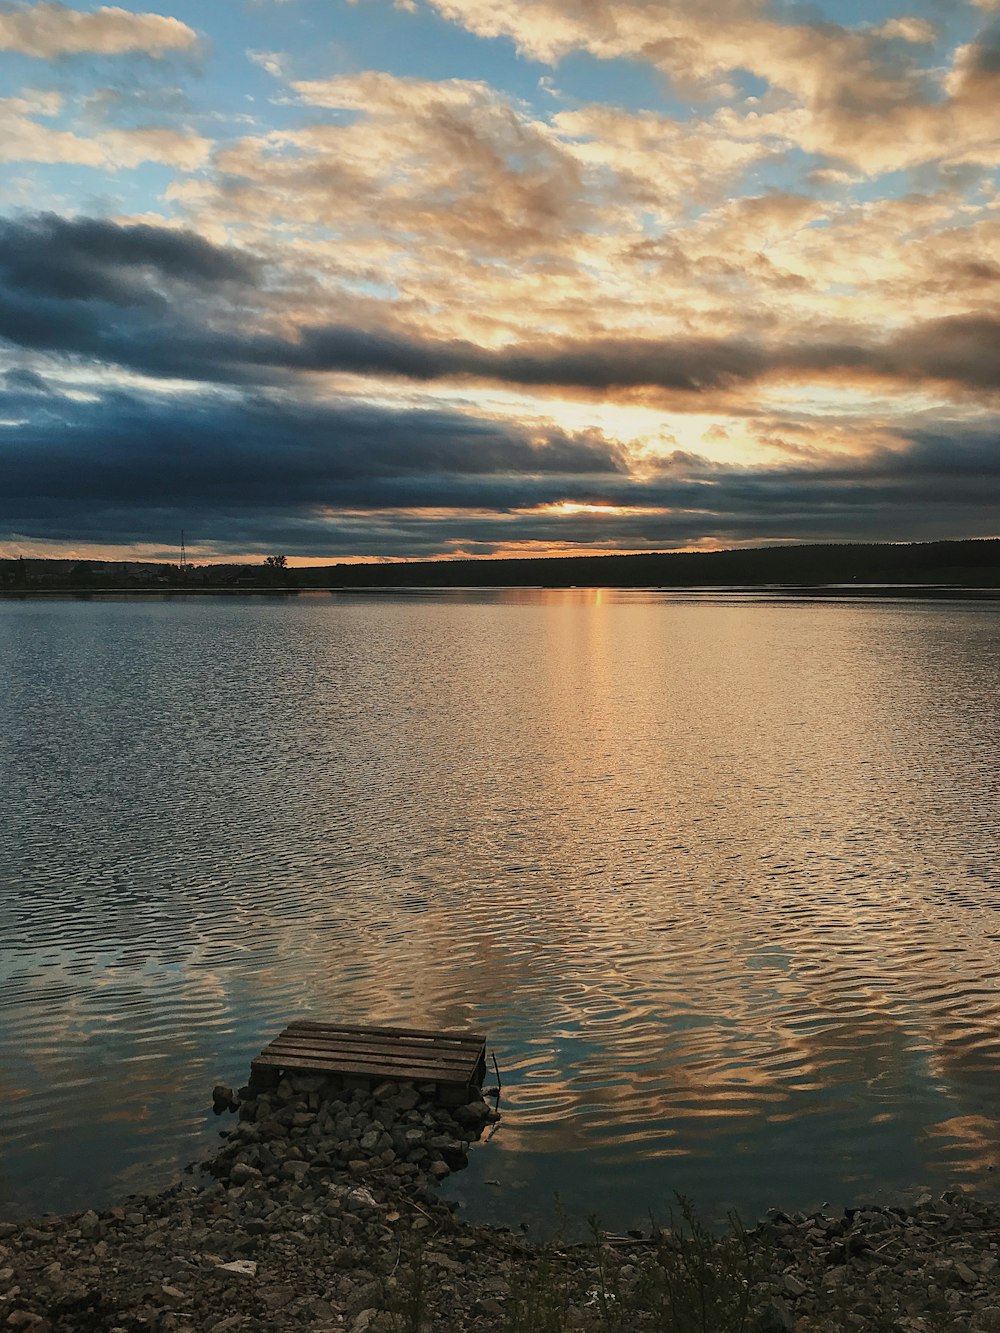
xmin=250 ymin=1020 xmax=487 ymax=1103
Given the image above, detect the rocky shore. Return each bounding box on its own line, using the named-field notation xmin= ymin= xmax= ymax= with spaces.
xmin=2 ymin=1073 xmax=999 ymax=1331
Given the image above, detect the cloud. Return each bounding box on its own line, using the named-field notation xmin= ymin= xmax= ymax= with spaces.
xmin=0 ymin=383 xmax=627 ymax=554
xmin=0 ymin=2 xmax=198 ymax=58
xmin=279 ymin=71 xmax=590 ymax=258
xmin=167 ymin=68 xmax=793 ymax=348
xmin=944 ymin=20 xmax=1000 ymax=105
xmin=155 ymin=59 xmax=1000 ymax=377
xmin=412 ymin=0 xmax=1000 ymax=175
xmin=1 ymin=381 xmax=995 ymax=558
xmin=870 ymin=17 xmax=937 ymax=44
xmin=0 ymin=213 xmax=257 ymax=300
xmin=3 ymin=213 xmax=1000 ymax=404
xmin=0 ymin=97 xmax=210 ymax=170
xmin=246 ymin=49 xmax=288 ymax=79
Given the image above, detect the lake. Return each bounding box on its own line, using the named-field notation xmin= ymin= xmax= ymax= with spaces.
xmin=1 ymin=590 xmax=999 ymax=1229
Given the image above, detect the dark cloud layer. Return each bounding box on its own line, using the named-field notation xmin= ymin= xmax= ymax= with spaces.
xmin=0 ymin=213 xmax=254 ymax=304
xmin=0 ymin=384 xmax=625 ymax=546
xmin=2 ymin=216 xmax=1000 ymax=401
xmin=1 ymin=215 xmax=998 ymax=558
xmin=1 ymin=379 xmax=996 ymax=557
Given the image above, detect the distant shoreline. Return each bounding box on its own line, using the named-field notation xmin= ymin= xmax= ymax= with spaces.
xmin=3 ymin=583 xmax=999 ymax=600
xmin=3 ymin=538 xmax=998 ymax=597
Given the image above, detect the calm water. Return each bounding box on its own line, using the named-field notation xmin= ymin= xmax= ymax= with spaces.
xmin=1 ymin=590 xmax=999 ymax=1229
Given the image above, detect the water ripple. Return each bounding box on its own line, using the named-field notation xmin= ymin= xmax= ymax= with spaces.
xmin=1 ymin=592 xmax=999 ymax=1227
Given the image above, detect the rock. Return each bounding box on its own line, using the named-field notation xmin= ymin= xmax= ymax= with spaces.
xmin=346 ymin=1188 xmax=378 ymax=1211
xmin=453 ymin=1102 xmax=489 ymax=1129
xmin=781 ymin=1272 xmax=807 ymax=1297
xmin=215 ymin=1259 xmax=257 ymax=1277
xmin=212 ymin=1084 xmax=235 ymax=1108
xmin=345 ymin=1281 xmax=381 ymax=1319
xmin=756 ymin=1298 xmax=795 ymax=1331
xmin=8 ymin=1081 xmax=1000 ymax=1333
xmin=229 ymin=1163 xmax=261 ymax=1186
xmin=260 ymin=1285 xmax=295 ymax=1311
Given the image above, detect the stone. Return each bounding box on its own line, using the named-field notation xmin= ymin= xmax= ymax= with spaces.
xmin=229 ymin=1163 xmax=261 ymax=1186
xmin=215 ymin=1259 xmax=257 ymax=1277
xmin=346 ymin=1188 xmax=378 ymax=1211
xmin=8 ymin=1079 xmax=1000 ymax=1333
xmin=345 ymin=1281 xmax=381 ymax=1319
xmin=260 ymin=1285 xmax=295 ymax=1311
xmin=755 ymin=1298 xmax=795 ymax=1331
xmin=453 ymin=1102 xmax=490 ymax=1128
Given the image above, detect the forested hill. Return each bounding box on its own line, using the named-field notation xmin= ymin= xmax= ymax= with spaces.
xmin=305 ymin=539 xmax=1000 ymax=589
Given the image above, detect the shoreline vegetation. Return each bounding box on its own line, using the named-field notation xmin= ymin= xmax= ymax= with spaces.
xmin=3 ymin=1073 xmax=1000 ymax=1331
xmin=2 ymin=538 xmax=999 ymax=597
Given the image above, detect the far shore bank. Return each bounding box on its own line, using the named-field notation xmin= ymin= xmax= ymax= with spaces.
xmin=3 ymin=538 xmax=999 ymax=600
xmin=3 ymin=582 xmax=1000 ymax=601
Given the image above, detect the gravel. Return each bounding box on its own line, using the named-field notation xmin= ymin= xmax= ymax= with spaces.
xmin=2 ymin=1074 xmax=999 ymax=1330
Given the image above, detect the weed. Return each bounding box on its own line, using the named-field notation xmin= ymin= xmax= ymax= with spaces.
xmin=502 ymin=1247 xmax=573 ymax=1333
xmin=632 ymin=1194 xmax=757 ymax=1333
xmin=386 ymin=1246 xmax=428 ymax=1333
xmin=495 ymin=1194 xmax=757 ymax=1333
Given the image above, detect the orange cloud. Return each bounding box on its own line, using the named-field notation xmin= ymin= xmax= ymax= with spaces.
xmin=0 ymin=2 xmax=198 ymax=58
xmin=0 ymin=98 xmax=211 ymax=170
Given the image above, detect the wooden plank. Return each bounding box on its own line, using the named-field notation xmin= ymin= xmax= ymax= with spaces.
xmin=251 ymin=1050 xmax=478 ymax=1086
xmin=287 ymin=1018 xmax=484 ymax=1044
xmin=251 ymin=1019 xmax=487 ymax=1095
xmin=265 ymin=1034 xmax=480 ymax=1068
xmin=279 ymin=1031 xmax=482 ymax=1058
xmin=275 ymin=1029 xmax=479 ymax=1055
xmin=257 ymin=1043 xmax=478 ymax=1079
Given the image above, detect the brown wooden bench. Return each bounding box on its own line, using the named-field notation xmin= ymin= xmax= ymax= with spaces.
xmin=249 ymin=1019 xmax=487 ymax=1104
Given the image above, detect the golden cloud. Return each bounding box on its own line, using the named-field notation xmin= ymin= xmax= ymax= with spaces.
xmin=414 ymin=0 xmax=1000 ymax=175
xmin=0 ymin=2 xmax=198 ymax=58
xmin=0 ymin=99 xmax=211 ymax=170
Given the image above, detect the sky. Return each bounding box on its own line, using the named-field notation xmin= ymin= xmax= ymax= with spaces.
xmin=0 ymin=0 xmax=998 ymax=564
